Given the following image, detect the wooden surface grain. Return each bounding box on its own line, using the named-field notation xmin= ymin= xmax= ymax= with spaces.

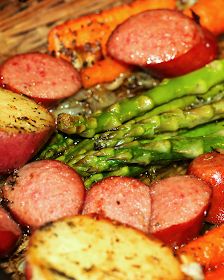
xmin=0 ymin=0 xmax=127 ymax=62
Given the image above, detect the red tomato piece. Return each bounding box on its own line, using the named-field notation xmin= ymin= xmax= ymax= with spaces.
xmin=188 ymin=151 xmax=224 ymax=224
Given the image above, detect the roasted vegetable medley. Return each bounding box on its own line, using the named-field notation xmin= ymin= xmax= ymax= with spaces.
xmin=2 ymin=0 xmax=224 ymax=279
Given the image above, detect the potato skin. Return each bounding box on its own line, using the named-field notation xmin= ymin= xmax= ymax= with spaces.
xmin=0 ymin=129 xmax=53 ymax=174
xmin=26 ymin=215 xmax=185 ymax=280
xmin=0 ymin=88 xmax=55 ymax=174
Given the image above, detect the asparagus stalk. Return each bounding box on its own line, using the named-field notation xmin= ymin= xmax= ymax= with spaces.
xmin=95 ymin=99 xmax=224 ymax=148
xmin=179 ymin=120 xmax=224 ymax=137
xmin=38 ymin=133 xmax=75 ymax=160
xmin=84 ymin=163 xmax=179 ymax=188
xmin=70 ymin=136 xmax=224 ymax=175
xmin=41 ymin=105 xmax=224 ymax=161
xmin=56 ymin=138 xmax=95 ymax=162
xmin=55 ymin=94 xmax=200 ymax=161
xmin=58 ymin=118 xmax=224 ymax=166
xmin=94 ymin=83 xmax=224 ymax=148
xmin=84 ymin=166 xmax=145 ymax=188
xmin=57 ymin=60 xmax=224 ymax=137
xmin=55 ymin=90 xmax=224 ymax=161
xmin=41 ymin=82 xmax=224 ymax=160
xmin=133 ymin=82 xmax=224 ymax=122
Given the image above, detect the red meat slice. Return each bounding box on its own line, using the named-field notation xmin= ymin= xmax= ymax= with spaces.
xmin=188 ymin=151 xmax=224 ymax=224
xmin=149 ymin=175 xmax=211 ymax=247
xmin=0 ymin=53 xmax=82 ymax=107
xmin=107 ymin=9 xmax=217 ymax=77
xmin=82 ymin=176 xmax=151 ymax=233
xmin=0 ymin=207 xmax=21 ymax=258
xmin=2 ymin=160 xmax=85 ymax=230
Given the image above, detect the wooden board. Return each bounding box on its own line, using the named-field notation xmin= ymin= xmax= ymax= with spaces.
xmin=0 ymin=0 xmax=128 ymax=63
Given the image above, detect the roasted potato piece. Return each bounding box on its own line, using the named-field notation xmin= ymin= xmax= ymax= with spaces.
xmin=26 ymin=215 xmax=185 ymax=280
xmin=0 ymin=88 xmax=55 ymax=173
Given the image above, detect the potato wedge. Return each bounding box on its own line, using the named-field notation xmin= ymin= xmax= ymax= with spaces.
xmin=26 ymin=215 xmax=185 ymax=280
xmin=0 ymin=88 xmax=55 ymax=173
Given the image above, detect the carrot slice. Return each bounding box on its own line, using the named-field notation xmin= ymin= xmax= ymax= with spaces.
xmin=178 ymin=224 xmax=224 ymax=271
xmin=205 ymin=265 xmax=224 ymax=280
xmin=184 ymin=0 xmax=224 ymax=36
xmin=81 ymin=57 xmax=131 ymax=88
xmin=48 ymin=0 xmax=176 ymax=88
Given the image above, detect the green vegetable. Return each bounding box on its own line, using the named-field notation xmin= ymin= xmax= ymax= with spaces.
xmin=179 ymin=120 xmax=224 ymax=137
xmin=84 ymin=166 xmax=145 ymax=188
xmin=57 ymin=60 xmax=224 ymax=137
xmin=39 ymin=61 xmax=224 ymax=188
xmin=55 ymin=119 xmax=224 ymax=166
xmin=41 ymin=82 xmax=224 ymax=160
xmin=134 ymin=82 xmax=224 ymax=122
xmin=38 ymin=133 xmax=75 ymax=160
xmin=70 ymin=136 xmax=224 ymax=175
xmin=95 ymin=99 xmax=224 ymax=149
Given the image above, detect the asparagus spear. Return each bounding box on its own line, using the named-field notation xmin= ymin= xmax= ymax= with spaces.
xmin=56 ymin=138 xmax=95 ymax=162
xmin=179 ymin=120 xmax=224 ymax=137
xmin=57 ymin=60 xmax=224 ymax=137
xmin=95 ymin=99 xmax=224 ymax=148
xmin=41 ymin=82 xmax=224 ymax=160
xmin=82 ymin=120 xmax=224 ymax=187
xmin=38 ymin=133 xmax=75 ymax=160
xmin=70 ymin=136 xmax=224 ymax=175
xmin=84 ymin=163 xmax=182 ymax=188
xmin=94 ymin=83 xmax=224 ymax=148
xmin=84 ymin=166 xmax=145 ymax=189
xmin=55 ymin=90 xmax=224 ymax=161
xmin=133 ymin=82 xmax=224 ymax=122
xmin=58 ymin=118 xmax=224 ymax=166
xmin=55 ymin=95 xmax=200 ymax=161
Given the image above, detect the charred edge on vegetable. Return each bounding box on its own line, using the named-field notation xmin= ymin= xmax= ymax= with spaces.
xmin=39 ymin=221 xmax=54 ymax=231
xmin=191 ymin=9 xmax=201 ymax=25
xmin=66 ymin=221 xmax=76 ymax=228
xmin=48 ymin=267 xmax=77 ymax=280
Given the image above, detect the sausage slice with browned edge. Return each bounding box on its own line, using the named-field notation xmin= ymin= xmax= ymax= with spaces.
xmin=0 ymin=53 xmax=82 ymax=107
xmin=2 ymin=160 xmax=85 ymax=230
xmin=149 ymin=175 xmax=211 ymax=247
xmin=107 ymin=9 xmax=217 ymax=78
xmin=0 ymin=206 xmax=21 ymax=258
xmin=188 ymin=151 xmax=224 ymax=225
xmin=82 ymin=176 xmax=151 ymax=233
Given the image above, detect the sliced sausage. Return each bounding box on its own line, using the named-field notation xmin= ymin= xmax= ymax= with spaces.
xmin=107 ymin=9 xmax=217 ymax=77
xmin=188 ymin=151 xmax=224 ymax=224
xmin=2 ymin=160 xmax=85 ymax=230
xmin=0 ymin=206 xmax=21 ymax=258
xmin=82 ymin=176 xmax=151 ymax=233
xmin=0 ymin=53 xmax=82 ymax=107
xmin=148 ymin=27 xmax=217 ymax=78
xmin=149 ymin=175 xmax=211 ymax=247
